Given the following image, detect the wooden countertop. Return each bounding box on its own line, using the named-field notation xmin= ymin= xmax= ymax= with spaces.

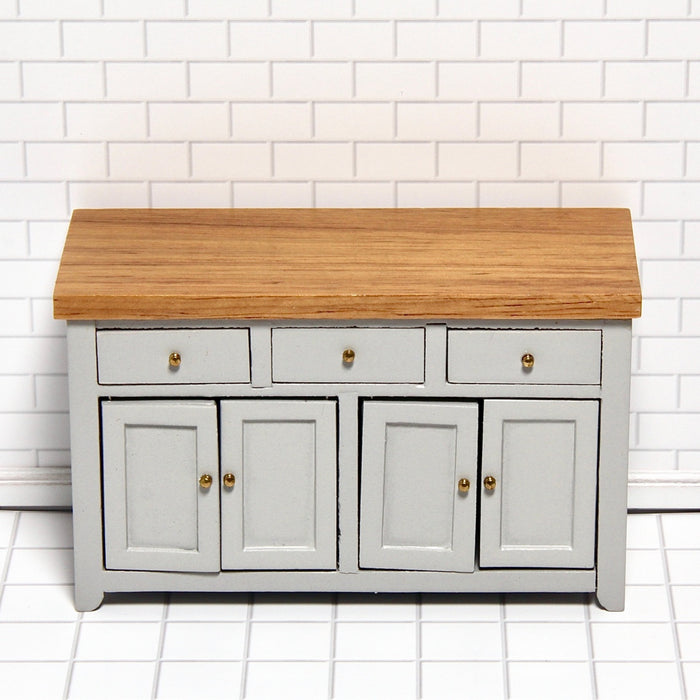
xmin=53 ymin=208 xmax=641 ymax=320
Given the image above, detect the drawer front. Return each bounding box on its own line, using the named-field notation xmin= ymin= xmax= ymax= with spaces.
xmin=447 ymin=330 xmax=601 ymax=385
xmin=272 ymin=328 xmax=425 ymax=383
xmin=97 ymin=329 xmax=250 ymax=384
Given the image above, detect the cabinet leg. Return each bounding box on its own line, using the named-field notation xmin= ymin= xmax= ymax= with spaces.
xmin=595 ymin=583 xmax=625 ymax=612
xmin=74 ymin=584 xmax=104 ymax=612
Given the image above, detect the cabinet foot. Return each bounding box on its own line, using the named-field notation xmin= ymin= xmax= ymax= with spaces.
xmin=595 ymin=586 xmax=625 ymax=612
xmin=74 ymin=586 xmax=104 ymax=612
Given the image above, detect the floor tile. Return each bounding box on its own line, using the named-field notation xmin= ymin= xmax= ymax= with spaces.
xmin=75 ymin=621 xmax=161 ymax=661
xmin=508 ymin=661 xmax=592 ymax=699
xmin=588 ymin=585 xmax=670 ymax=622
xmin=68 ymin=661 xmax=156 ymax=699
xmin=5 ymin=548 xmax=73 ymax=584
xmin=666 ymin=550 xmax=700 ymax=584
xmin=626 ymin=513 xmax=660 ymax=549
xmin=684 ymin=662 xmax=700 ymax=698
xmin=506 ymin=622 xmax=589 ymax=661
xmin=420 ymin=593 xmax=501 ymax=621
xmin=590 ymin=622 xmax=676 ymax=661
xmin=0 ymin=661 xmax=69 ymax=699
xmin=14 ymin=510 xmax=73 ymax=548
xmin=335 ymin=593 xmax=418 ymax=620
xmin=661 ymin=512 xmax=700 ymax=548
xmin=421 ymin=621 xmax=502 ymax=660
xmin=161 ymin=621 xmax=245 ymax=660
xmin=167 ymin=592 xmax=248 ymax=620
xmin=245 ymin=661 xmax=328 ymax=698
xmin=252 ymin=592 xmax=333 ymax=620
xmin=677 ymin=623 xmax=700 ymax=660
xmin=247 ymin=621 xmax=331 ymax=661
xmin=333 ymin=661 xmax=416 ymax=699
xmin=0 ymin=622 xmax=75 ymax=661
xmin=334 ymin=621 xmax=416 ymax=660
xmin=0 ymin=584 xmax=78 ymax=621
xmin=156 ymin=661 xmax=242 ymax=699
xmin=625 ymin=549 xmax=666 ymax=585
xmin=594 ymin=661 xmax=683 ymax=700
xmin=672 ymin=586 xmax=700 ymax=621
xmin=0 ymin=509 xmax=697 ymax=700
xmin=504 ymin=593 xmax=586 ymax=621
xmin=421 ymin=661 xmax=503 ymax=699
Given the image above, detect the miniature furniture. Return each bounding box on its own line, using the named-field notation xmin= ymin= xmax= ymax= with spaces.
xmin=53 ymin=208 xmax=642 ymax=611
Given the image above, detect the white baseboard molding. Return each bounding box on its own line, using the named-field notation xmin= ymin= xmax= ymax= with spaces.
xmin=1 ymin=468 xmax=699 ymax=511
xmin=0 ymin=467 xmax=72 ymax=509
xmin=628 ymin=471 xmax=700 ymax=510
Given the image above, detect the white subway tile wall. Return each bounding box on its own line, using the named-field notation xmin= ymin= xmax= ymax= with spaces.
xmin=0 ymin=3 xmax=699 ymax=492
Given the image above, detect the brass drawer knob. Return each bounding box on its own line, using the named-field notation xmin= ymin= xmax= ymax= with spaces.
xmin=521 ymin=353 xmax=535 ymax=369
xmin=169 ymin=352 xmax=182 ymax=368
xmin=199 ymin=474 xmax=213 ymax=489
xmin=223 ymin=473 xmax=236 ymax=489
xmin=458 ymin=477 xmax=470 ymax=493
xmin=342 ymin=348 xmax=356 ymax=365
xmin=484 ymin=475 xmax=497 ymax=491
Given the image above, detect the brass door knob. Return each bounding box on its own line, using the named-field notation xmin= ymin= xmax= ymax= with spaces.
xmin=169 ymin=352 xmax=182 ymax=368
xmin=223 ymin=473 xmax=236 ymax=489
xmin=457 ymin=478 xmax=470 ymax=493
xmin=521 ymin=353 xmax=534 ymax=369
xmin=484 ymin=475 xmax=497 ymax=491
xmin=342 ymin=348 xmax=356 ymax=364
xmin=199 ymin=474 xmax=213 ymax=489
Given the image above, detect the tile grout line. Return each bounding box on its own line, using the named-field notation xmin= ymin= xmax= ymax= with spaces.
xmin=151 ymin=593 xmax=170 ymax=699
xmin=499 ymin=593 xmax=509 ymax=699
xmin=238 ymin=592 xmax=254 ymax=700
xmin=415 ymin=594 xmax=422 ymax=700
xmin=583 ymin=594 xmax=598 ymax=699
xmin=0 ymin=511 xmax=20 ymax=603
xmin=328 ymin=592 xmax=337 ymax=699
xmin=657 ymin=514 xmax=688 ymax=700
xmin=62 ymin=607 xmax=82 ymax=700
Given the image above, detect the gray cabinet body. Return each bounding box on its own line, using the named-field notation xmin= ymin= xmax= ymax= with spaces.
xmin=66 ymin=320 xmax=632 ymax=612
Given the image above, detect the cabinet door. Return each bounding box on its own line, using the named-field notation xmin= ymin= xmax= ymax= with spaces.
xmin=102 ymin=400 xmax=219 ymax=572
xmin=480 ymin=400 xmax=598 ymax=569
xmin=220 ymin=400 xmax=336 ymax=570
xmin=360 ymin=401 xmax=479 ymax=572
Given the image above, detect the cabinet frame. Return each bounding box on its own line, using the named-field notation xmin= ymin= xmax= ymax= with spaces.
xmin=65 ymin=319 xmax=631 ymax=613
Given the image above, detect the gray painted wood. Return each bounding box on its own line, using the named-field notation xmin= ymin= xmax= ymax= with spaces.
xmin=102 ymin=400 xmax=220 ymax=572
xmin=271 ymin=327 xmax=425 ymax=383
xmin=97 ymin=329 xmax=250 ymax=384
xmin=220 ymin=400 xmax=337 ymax=570
xmin=360 ymin=401 xmax=479 ymax=572
xmin=595 ymin=321 xmax=633 ymax=611
xmin=480 ymin=399 xmax=599 ymax=568
xmin=65 ymin=318 xmax=630 ymax=611
xmin=448 ymin=329 xmax=601 ymax=384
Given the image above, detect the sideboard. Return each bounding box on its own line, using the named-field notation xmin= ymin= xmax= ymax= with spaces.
xmin=53 ymin=208 xmax=642 ymax=611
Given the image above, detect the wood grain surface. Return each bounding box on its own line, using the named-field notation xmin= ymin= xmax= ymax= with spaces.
xmin=53 ymin=208 xmax=642 ymax=320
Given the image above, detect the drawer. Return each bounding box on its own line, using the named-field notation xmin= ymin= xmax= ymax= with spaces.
xmin=447 ymin=330 xmax=601 ymax=385
xmin=97 ymin=329 xmax=250 ymax=385
xmin=272 ymin=328 xmax=425 ymax=383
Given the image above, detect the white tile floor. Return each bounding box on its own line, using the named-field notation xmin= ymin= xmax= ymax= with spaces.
xmin=0 ymin=510 xmax=698 ymax=699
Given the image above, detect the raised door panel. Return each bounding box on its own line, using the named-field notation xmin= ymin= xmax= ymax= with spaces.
xmin=480 ymin=400 xmax=598 ymax=568
xmin=360 ymin=401 xmax=479 ymax=572
xmin=220 ymin=400 xmax=337 ymax=570
xmin=102 ymin=400 xmax=219 ymax=572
